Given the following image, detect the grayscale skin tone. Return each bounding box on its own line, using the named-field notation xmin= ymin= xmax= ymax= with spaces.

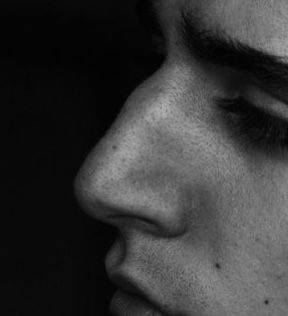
xmin=74 ymin=0 xmax=288 ymax=315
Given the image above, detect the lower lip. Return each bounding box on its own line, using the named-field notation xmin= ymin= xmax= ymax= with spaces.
xmin=109 ymin=289 xmax=164 ymax=316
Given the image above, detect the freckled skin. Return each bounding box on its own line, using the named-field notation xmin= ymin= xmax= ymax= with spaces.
xmin=75 ymin=0 xmax=288 ymax=315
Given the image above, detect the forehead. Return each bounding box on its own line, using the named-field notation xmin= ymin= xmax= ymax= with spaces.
xmin=157 ymin=0 xmax=288 ymax=56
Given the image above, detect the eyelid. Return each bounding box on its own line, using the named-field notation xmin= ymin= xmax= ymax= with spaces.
xmin=215 ymin=96 xmax=288 ymax=129
xmin=216 ymin=96 xmax=288 ymax=157
xmin=242 ymin=85 xmax=288 ymax=120
xmin=234 ymin=97 xmax=286 ymax=123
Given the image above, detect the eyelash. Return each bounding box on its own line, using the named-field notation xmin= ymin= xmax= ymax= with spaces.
xmin=216 ymin=97 xmax=288 ymax=155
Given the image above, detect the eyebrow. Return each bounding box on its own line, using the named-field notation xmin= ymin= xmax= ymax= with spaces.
xmin=180 ymin=11 xmax=288 ymax=101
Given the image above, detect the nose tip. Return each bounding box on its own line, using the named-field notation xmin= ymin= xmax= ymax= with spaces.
xmin=73 ymin=150 xmax=114 ymax=223
xmin=74 ymin=153 xmax=153 ymax=229
xmin=73 ymin=164 xmax=94 ymax=218
xmin=74 ymin=164 xmax=148 ymax=234
xmin=74 ymin=137 xmax=187 ymax=237
xmin=73 ymin=140 xmax=137 ymax=222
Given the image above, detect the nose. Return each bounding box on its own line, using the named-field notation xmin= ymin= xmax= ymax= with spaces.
xmin=74 ymin=64 xmax=189 ymax=237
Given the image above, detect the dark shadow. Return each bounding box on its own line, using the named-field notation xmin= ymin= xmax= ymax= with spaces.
xmin=2 ymin=2 xmax=163 ymax=315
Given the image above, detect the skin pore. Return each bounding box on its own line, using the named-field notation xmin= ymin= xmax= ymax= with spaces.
xmin=75 ymin=0 xmax=288 ymax=315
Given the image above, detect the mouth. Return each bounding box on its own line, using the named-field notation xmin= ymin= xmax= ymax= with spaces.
xmin=108 ymin=272 xmax=166 ymax=316
xmin=109 ymin=289 xmax=164 ymax=316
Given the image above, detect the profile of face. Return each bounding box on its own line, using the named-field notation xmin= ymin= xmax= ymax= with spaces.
xmin=74 ymin=0 xmax=288 ymax=315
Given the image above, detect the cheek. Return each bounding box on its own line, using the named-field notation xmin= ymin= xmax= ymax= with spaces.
xmin=251 ymin=169 xmax=288 ymax=254
xmin=168 ymin=119 xmax=239 ymax=253
xmin=213 ymin=157 xmax=288 ymax=287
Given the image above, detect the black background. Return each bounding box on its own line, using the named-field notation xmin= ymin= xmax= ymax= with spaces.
xmin=3 ymin=1 xmax=162 ymax=315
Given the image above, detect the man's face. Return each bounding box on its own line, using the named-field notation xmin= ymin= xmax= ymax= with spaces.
xmin=75 ymin=0 xmax=288 ymax=315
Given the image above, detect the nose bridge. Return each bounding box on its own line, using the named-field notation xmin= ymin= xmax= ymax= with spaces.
xmin=75 ymin=63 xmax=189 ymax=236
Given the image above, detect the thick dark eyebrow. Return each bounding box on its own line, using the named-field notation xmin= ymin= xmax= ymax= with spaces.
xmin=180 ymin=11 xmax=288 ymax=100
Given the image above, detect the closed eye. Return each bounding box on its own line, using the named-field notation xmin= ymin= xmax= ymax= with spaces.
xmin=216 ymin=96 xmax=288 ymax=156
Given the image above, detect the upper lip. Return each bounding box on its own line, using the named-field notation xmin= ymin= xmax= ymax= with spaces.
xmin=108 ymin=272 xmax=147 ymax=298
xmin=108 ymin=271 xmax=168 ymax=315
xmin=108 ymin=272 xmax=188 ymax=316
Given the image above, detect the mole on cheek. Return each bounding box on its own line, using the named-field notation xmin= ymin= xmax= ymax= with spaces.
xmin=215 ymin=263 xmax=221 ymax=270
xmin=264 ymin=299 xmax=269 ymax=305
